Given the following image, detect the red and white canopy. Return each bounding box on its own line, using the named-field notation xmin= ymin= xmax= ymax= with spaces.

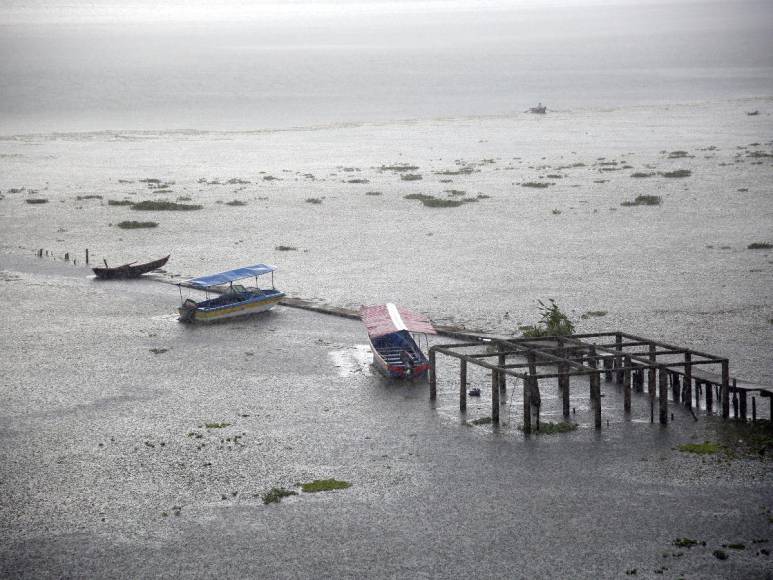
xmin=360 ymin=303 xmax=437 ymax=338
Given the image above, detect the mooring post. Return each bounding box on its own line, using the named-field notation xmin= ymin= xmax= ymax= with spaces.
xmin=429 ymin=349 xmax=437 ymax=400
xmin=558 ymin=338 xmax=570 ymax=418
xmin=648 ymin=343 xmax=656 ymax=423
xmin=85 ymin=248 xmax=89 ymax=265
xmin=459 ymin=358 xmax=467 ymax=412
xmin=498 ymin=344 xmax=506 ymax=395
xmin=721 ymin=360 xmax=730 ymax=419
xmin=603 ymin=357 xmax=613 ymax=382
xmin=623 ymin=354 xmax=632 ymax=414
xmin=705 ymin=381 xmax=713 ymax=414
xmin=615 ymin=332 xmax=623 ymax=384
xmin=659 ymin=367 xmax=668 ymax=425
xmin=491 ymin=370 xmax=500 ymax=425
xmin=732 ymin=378 xmax=739 ymax=419
xmin=523 ymin=376 xmax=532 ymax=434
xmin=752 ymin=396 xmax=756 ymax=422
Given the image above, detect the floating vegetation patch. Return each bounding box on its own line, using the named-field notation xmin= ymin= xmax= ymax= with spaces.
xmin=621 ymin=195 xmax=662 ymax=207
xmin=346 ymin=178 xmax=369 ymax=184
xmin=262 ymin=487 xmax=297 ymax=505
xmin=552 ymin=209 xmax=562 ymax=215
xmin=404 ymin=193 xmax=434 ymax=202
xmin=108 ymin=199 xmax=134 ymax=206
xmin=275 ymin=245 xmax=297 ymax=251
xmin=594 ymin=179 xmax=608 ymax=184
xmin=676 ymin=441 xmax=724 ymax=455
xmin=747 ymin=242 xmax=771 ymax=250
xmin=630 ymin=172 xmax=656 ymax=178
xmin=380 ymin=163 xmax=419 ymax=172
xmin=404 ymin=193 xmax=464 ymax=207
xmin=713 ymin=549 xmax=728 ymax=560
xmin=117 ymin=220 xmax=158 ymax=229
xmin=581 ymin=310 xmax=608 ymax=319
xmin=177 ymin=196 xmax=192 ymax=201
xmin=546 ymin=174 xmax=563 ymax=179
xmin=661 ymin=169 xmax=692 ymax=178
xmin=444 ymin=189 xmax=466 ymax=196
xmin=529 ymin=421 xmax=578 ymax=434
xmin=668 ymin=150 xmax=691 ymax=158
xmin=76 ymin=194 xmax=103 ymax=200
xmin=400 ymin=173 xmax=423 ymax=181
xmin=305 ymin=197 xmax=323 ymax=204
xmin=521 ymin=182 xmax=553 ymax=188
xmin=131 ymin=200 xmax=202 ymax=211
xmin=434 ymin=166 xmax=477 ymax=176
xmin=300 ymin=479 xmax=352 ymax=493
xmin=673 ymin=538 xmax=705 ymax=549
xmin=149 ymin=348 xmax=168 ymax=354
xmin=365 ymin=191 xmax=382 ymax=196
xmin=227 ymin=178 xmax=251 ymax=184
xmin=263 ymin=175 xmax=280 ymax=181
xmin=204 ymin=422 xmax=231 ymax=429
xmin=25 ymin=198 xmax=48 ymax=204
xmin=225 ymin=200 xmax=247 ymax=206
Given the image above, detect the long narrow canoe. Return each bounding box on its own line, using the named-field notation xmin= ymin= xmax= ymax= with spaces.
xmin=92 ymin=255 xmax=169 ymax=279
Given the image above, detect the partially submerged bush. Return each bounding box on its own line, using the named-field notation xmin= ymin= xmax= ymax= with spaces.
xmin=747 ymin=242 xmax=771 ymax=250
xmin=108 ymin=199 xmax=134 ymax=206
xmin=131 ymin=200 xmax=202 ymax=211
xmin=225 ymin=200 xmax=247 ymax=206
xmin=25 ymin=198 xmax=48 ymax=204
xmin=301 ymin=479 xmax=351 ymax=493
xmin=521 ymin=299 xmax=575 ymax=337
xmin=400 ymin=174 xmax=423 ymax=181
xmin=661 ymin=169 xmax=692 ymax=178
xmin=262 ymin=487 xmax=297 ymax=505
xmin=521 ymin=182 xmax=553 ymax=188
xmin=630 ymin=172 xmax=656 ymax=178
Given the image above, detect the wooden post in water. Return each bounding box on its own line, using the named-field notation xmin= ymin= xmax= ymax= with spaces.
xmin=491 ymin=370 xmax=500 ymax=425
xmin=623 ymin=354 xmax=632 ymax=414
xmin=429 ymin=349 xmax=437 ymax=400
xmin=559 ymin=355 xmax=570 ymax=420
xmin=603 ymin=357 xmax=613 ymax=382
xmin=721 ymin=360 xmax=730 ymax=419
xmin=659 ymin=367 xmax=668 ymax=425
xmin=85 ymin=248 xmax=89 ymax=264
xmin=459 ymin=359 xmax=467 ymax=412
xmin=523 ymin=352 xmax=536 ymax=434
xmin=498 ymin=346 xmax=507 ymax=395
xmin=732 ymin=378 xmax=739 ymax=419
xmin=615 ymin=332 xmax=623 ymax=384
xmin=590 ymin=371 xmax=601 ymax=429
xmin=648 ymin=343 xmax=656 ymax=423
xmin=752 ymin=396 xmax=757 ymax=422
xmin=684 ymin=352 xmax=692 ymax=410
xmin=705 ymin=381 xmax=713 ymax=414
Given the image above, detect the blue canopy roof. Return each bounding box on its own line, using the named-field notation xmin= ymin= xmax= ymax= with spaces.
xmin=186 ymin=264 xmax=276 ymax=288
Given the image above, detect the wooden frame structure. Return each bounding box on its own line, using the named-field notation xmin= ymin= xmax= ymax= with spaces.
xmin=428 ymin=331 xmax=737 ymax=431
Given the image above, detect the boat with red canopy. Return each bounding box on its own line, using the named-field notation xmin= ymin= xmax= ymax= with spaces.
xmin=360 ymin=303 xmax=436 ymax=379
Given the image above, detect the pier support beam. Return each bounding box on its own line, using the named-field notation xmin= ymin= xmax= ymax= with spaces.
xmin=671 ymin=372 xmax=680 ymax=403
xmin=684 ymin=352 xmax=692 ymax=410
xmin=648 ymin=343 xmax=656 ymax=423
xmin=705 ymin=381 xmax=713 ymax=414
xmin=623 ymin=354 xmax=632 ymax=414
xmin=429 ymin=349 xmax=436 ymax=400
xmin=491 ymin=370 xmax=500 ymax=425
xmin=459 ymin=359 xmax=467 ymax=412
xmin=739 ymin=385 xmax=747 ymax=422
xmin=659 ymin=367 xmax=668 ymax=425
xmin=615 ymin=332 xmax=623 ymax=384
xmin=721 ymin=360 xmax=730 ymax=419
xmin=590 ymin=372 xmax=601 ymax=429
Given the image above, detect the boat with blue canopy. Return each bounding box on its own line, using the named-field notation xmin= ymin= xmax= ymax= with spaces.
xmin=360 ymin=303 xmax=436 ymax=379
xmin=177 ymin=263 xmax=285 ymax=323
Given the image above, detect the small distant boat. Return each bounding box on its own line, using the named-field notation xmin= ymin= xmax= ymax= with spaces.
xmin=529 ymin=103 xmax=547 ymax=114
xmin=360 ymin=303 xmax=436 ymax=379
xmin=92 ymin=255 xmax=169 ymax=280
xmin=178 ymin=263 xmax=285 ymax=323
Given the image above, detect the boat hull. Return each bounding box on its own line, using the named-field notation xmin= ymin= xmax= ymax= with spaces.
xmin=93 ymin=255 xmax=170 ymax=279
xmin=178 ymin=290 xmax=284 ymax=323
xmin=368 ymin=330 xmax=429 ymax=380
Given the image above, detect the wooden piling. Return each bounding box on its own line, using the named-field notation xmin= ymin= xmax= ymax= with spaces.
xmin=498 ymin=347 xmax=507 ymax=395
xmin=705 ymin=381 xmax=713 ymax=414
xmin=659 ymin=367 xmax=668 ymax=425
xmin=739 ymin=385 xmax=747 ymax=422
xmin=590 ymin=371 xmax=602 ymax=429
xmin=459 ymin=359 xmax=467 ymax=412
xmin=603 ymin=357 xmax=613 ymax=382
xmin=623 ymin=354 xmax=632 ymax=414
xmin=648 ymin=343 xmax=656 ymax=423
xmin=429 ymin=349 xmax=436 ymax=400
xmin=752 ymin=396 xmax=757 ymax=422
xmin=522 ymin=376 xmax=532 ymax=435
xmin=684 ymin=352 xmax=692 ymax=410
xmin=85 ymin=248 xmax=89 ymax=264
xmin=559 ymin=363 xmax=570 ymax=419
xmin=671 ymin=372 xmax=680 ymax=403
xmin=732 ymin=378 xmax=739 ymax=419
xmin=491 ymin=370 xmax=500 ymax=424
xmin=615 ymin=332 xmax=623 ymax=383
xmin=721 ymin=360 xmax=730 ymax=419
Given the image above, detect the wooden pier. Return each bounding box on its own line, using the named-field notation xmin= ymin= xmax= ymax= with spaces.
xmin=428 ymin=331 xmax=773 ymax=429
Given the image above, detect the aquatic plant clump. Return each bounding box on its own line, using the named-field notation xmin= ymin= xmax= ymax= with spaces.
xmin=300 ymin=479 xmax=352 ymax=493
xmin=661 ymin=169 xmax=692 ymax=178
xmin=116 ymin=220 xmax=158 ymax=229
xmin=620 ymin=195 xmax=662 ymax=207
xmin=400 ymin=173 xmax=423 ymax=181
xmin=521 ymin=299 xmax=575 ymax=337
xmin=747 ymin=242 xmax=771 ymax=250
xmin=225 ymin=200 xmax=247 ymax=206
xmin=676 ymin=441 xmax=724 ymax=455
xmin=527 ymin=421 xmax=578 ymax=434
xmin=108 ymin=199 xmax=134 ymax=206
xmin=262 ymin=487 xmax=297 ymax=505
xmin=131 ymin=200 xmax=203 ymax=211
xmin=521 ymin=182 xmax=553 ymax=188
xmin=25 ymin=198 xmax=49 ymax=204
